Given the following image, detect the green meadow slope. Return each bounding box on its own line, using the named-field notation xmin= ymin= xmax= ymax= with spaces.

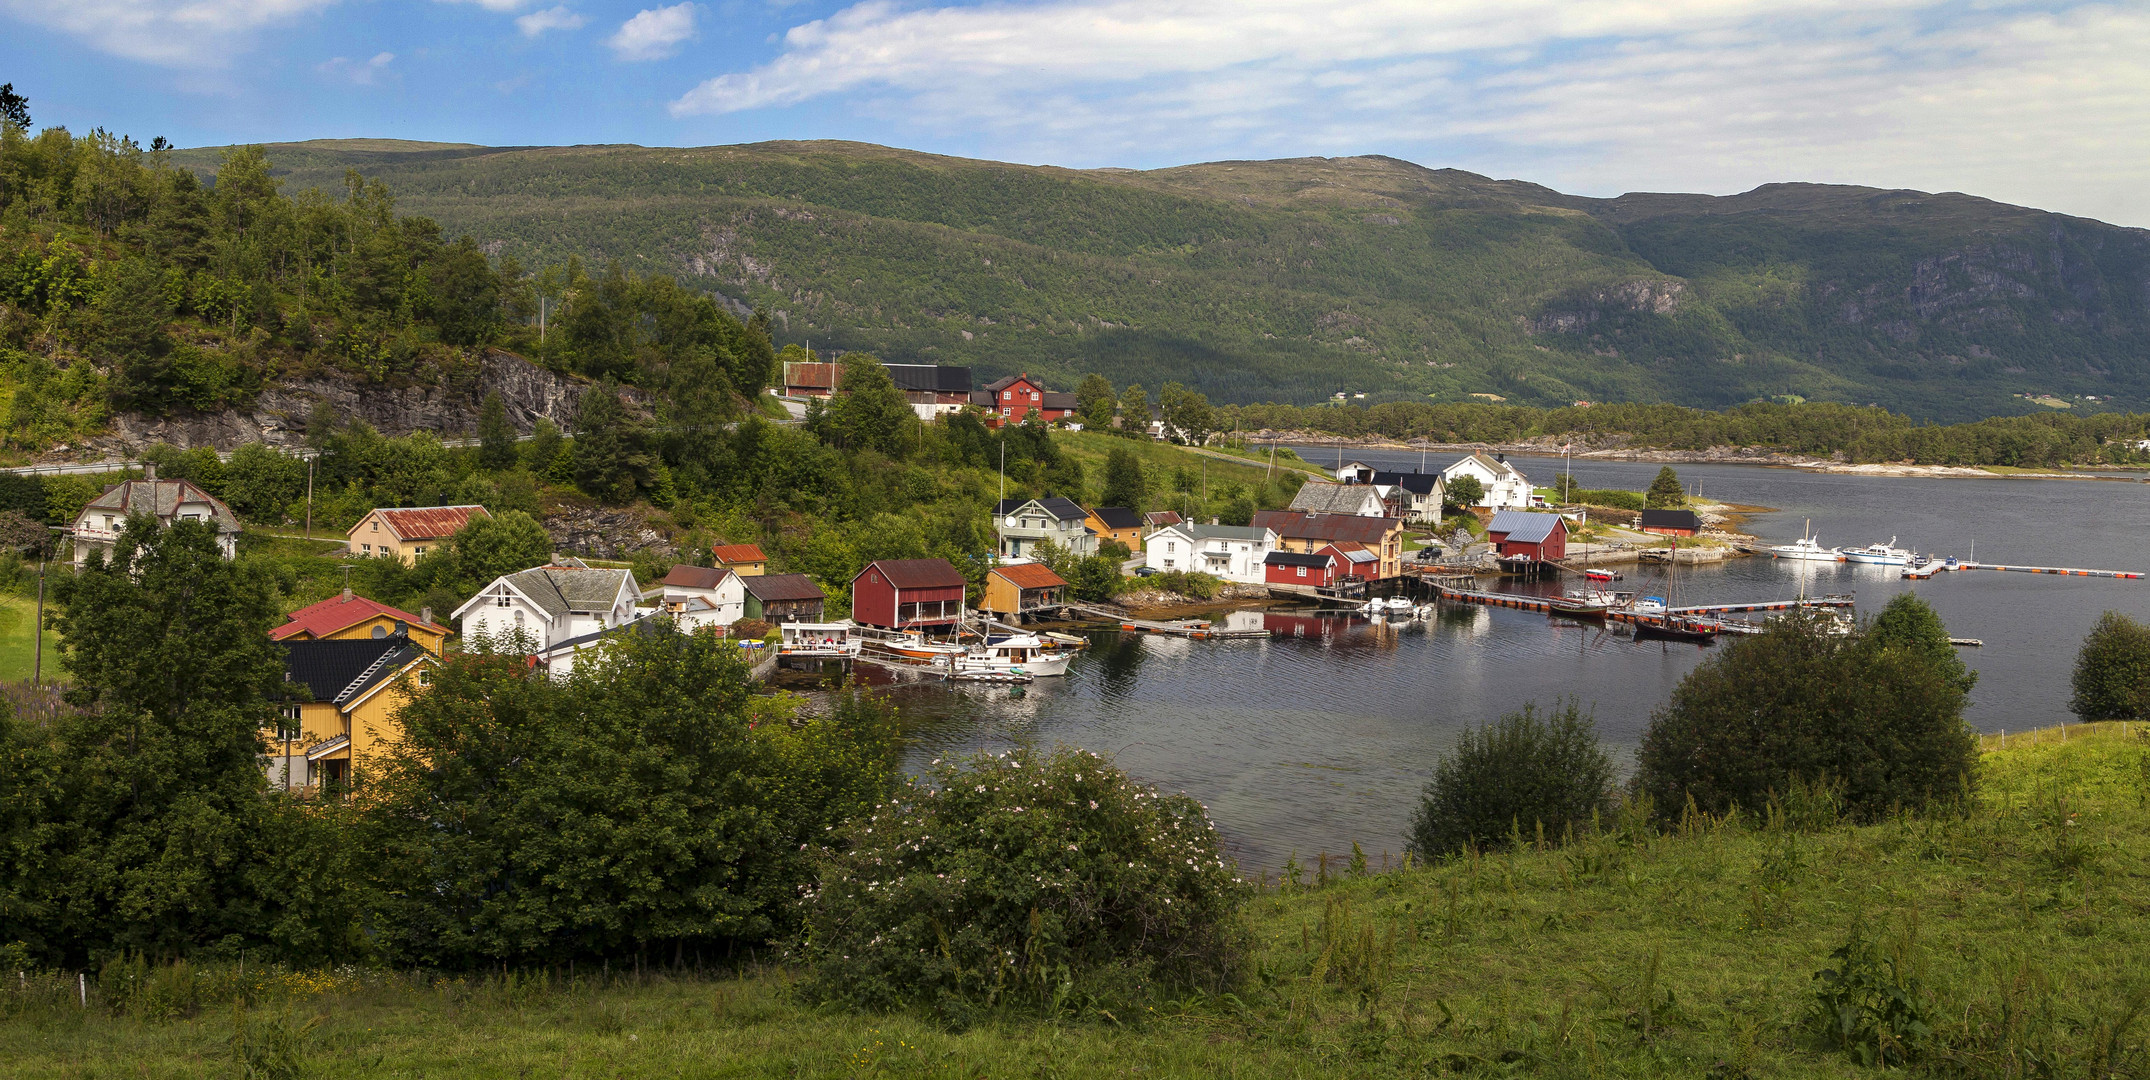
xmin=172 ymin=140 xmax=2150 ymax=421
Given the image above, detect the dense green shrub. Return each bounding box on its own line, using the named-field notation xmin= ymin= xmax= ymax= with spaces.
xmin=2070 ymin=611 xmax=2150 ymax=722
xmin=1406 ymin=701 xmax=1616 ymax=858
xmin=1142 ymin=570 xmax=1221 ymax=600
xmin=1634 ymin=613 xmax=1979 ymax=823
xmin=1569 ymin=488 xmax=1646 ymax=511
xmin=797 ymin=747 xmax=1246 ymax=1022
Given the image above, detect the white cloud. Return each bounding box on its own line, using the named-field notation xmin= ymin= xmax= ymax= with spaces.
xmin=516 ymin=5 xmax=586 ymax=36
xmin=0 ymin=0 xmax=341 ymax=66
xmin=667 ymin=0 xmax=2150 ymax=227
xmin=319 ymin=51 xmax=396 ymax=85
xmin=609 ymin=3 xmax=696 ymax=61
xmin=437 ymin=0 xmax=529 ymax=11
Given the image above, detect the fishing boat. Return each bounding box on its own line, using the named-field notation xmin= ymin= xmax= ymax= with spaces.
xmin=1839 ymin=537 xmax=1915 ymax=566
xmin=880 ymin=634 xmax=969 ymax=661
xmin=1771 ymin=519 xmax=1840 ymax=562
xmin=1549 ymin=591 xmax=1615 ymax=619
xmin=962 ymin=634 xmax=1074 ymax=676
xmin=1583 ymin=568 xmax=1622 ymax=583
xmin=1635 ymin=613 xmax=1721 ymax=643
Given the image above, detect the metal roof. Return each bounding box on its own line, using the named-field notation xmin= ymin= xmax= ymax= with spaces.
xmin=1160 ymin=523 xmax=1273 ymax=542
xmin=369 ymin=505 xmax=489 ymax=541
xmin=884 ymin=364 xmax=972 ymax=394
xmin=991 ymin=563 xmax=1067 ymax=589
xmin=858 ymin=558 xmax=968 ymax=590
xmin=1487 ymin=510 xmax=1565 ymax=544
xmin=271 ymin=592 xmax=443 ymax=642
xmin=1263 ymin=551 xmax=1334 ymax=568
xmin=280 ymin=634 xmax=427 ymax=706
xmin=742 ymin=572 xmax=826 ymax=602
xmin=710 ymin=543 xmax=767 ymax=565
xmin=1369 ymin=471 xmax=1441 ymax=495
xmin=501 ymin=565 xmax=637 ymax=619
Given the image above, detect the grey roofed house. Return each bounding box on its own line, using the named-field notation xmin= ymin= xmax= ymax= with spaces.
xmin=994 ymin=496 xmax=1088 ymax=522
xmin=70 ymin=462 xmax=243 ymax=568
xmin=1486 ymin=510 xmax=1564 ymax=544
xmin=499 ymin=563 xmax=639 ymax=619
xmin=1288 ymin=481 xmax=1388 ymax=516
xmin=742 ymin=572 xmax=827 ymax=603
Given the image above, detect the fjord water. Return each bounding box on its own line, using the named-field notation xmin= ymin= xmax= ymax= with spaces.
xmin=859 ymin=453 xmax=2150 ymax=872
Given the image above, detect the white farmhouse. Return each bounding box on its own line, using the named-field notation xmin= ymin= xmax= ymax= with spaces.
xmin=654 ymin=564 xmax=747 ymax=631
xmin=1440 ymin=453 xmax=1533 ymax=510
xmin=70 ymin=462 xmax=242 ymax=568
xmin=452 ymin=558 xmax=643 ymax=657
xmin=1143 ymin=523 xmax=1277 ymax=584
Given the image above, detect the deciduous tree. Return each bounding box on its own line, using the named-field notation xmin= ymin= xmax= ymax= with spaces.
xmin=2070 ymin=611 xmax=2150 ymax=721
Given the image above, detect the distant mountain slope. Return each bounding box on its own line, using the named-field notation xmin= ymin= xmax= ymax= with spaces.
xmin=170 ymin=140 xmax=2150 ymax=421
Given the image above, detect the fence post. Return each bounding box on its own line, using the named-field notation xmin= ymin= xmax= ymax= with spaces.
xmin=77 ymin=972 xmax=86 ymax=1008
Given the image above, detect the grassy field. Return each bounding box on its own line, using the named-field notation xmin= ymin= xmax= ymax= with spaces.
xmin=7 ymin=723 xmax=2146 ymax=1077
xmin=1055 ymin=431 xmax=1310 ymax=503
xmin=0 ymin=593 xmax=62 ymax=683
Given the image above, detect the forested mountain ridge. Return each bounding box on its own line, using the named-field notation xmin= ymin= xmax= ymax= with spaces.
xmin=168 ymin=139 xmax=2150 ymax=423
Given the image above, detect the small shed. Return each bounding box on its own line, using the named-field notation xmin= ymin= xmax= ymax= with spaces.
xmin=1486 ymin=510 xmax=1568 ymax=563
xmin=1264 ymin=550 xmax=1340 ymax=588
xmin=983 ymin=562 xmax=1068 ymax=618
xmin=851 ymin=558 xmax=968 ymax=630
xmin=742 ymin=573 xmax=826 ymax=623
xmin=1638 ymin=509 xmax=1701 ymax=537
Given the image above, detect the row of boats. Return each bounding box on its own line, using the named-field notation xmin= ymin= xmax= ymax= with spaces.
xmin=1770 ymin=530 xmax=1918 ymax=566
xmin=774 ymin=621 xmax=1084 ymax=681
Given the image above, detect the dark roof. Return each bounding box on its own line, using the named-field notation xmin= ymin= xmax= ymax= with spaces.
xmin=982 ymin=374 xmax=1028 ymax=392
xmin=1369 ymin=471 xmax=1441 ymax=495
xmin=1639 ymin=509 xmax=1702 ymax=530
xmin=1040 ymin=392 xmax=1078 ymax=410
xmin=858 ymin=558 xmax=967 ymax=590
xmin=281 ymin=635 xmax=427 ymax=705
xmin=885 ymin=364 xmax=973 ymax=394
xmin=742 ymin=572 xmax=825 ymax=602
xmin=994 ymin=496 xmax=1088 ymax=522
xmin=79 ymin=476 xmax=241 ymax=533
xmin=662 ymin=565 xmax=735 ymax=590
xmin=1249 ymin=511 xmax=1400 ymax=545
xmin=1487 ymin=510 xmax=1565 ymax=544
xmin=1263 ymin=551 xmax=1335 ymax=568
xmin=1087 ymin=506 xmax=1142 ymax=530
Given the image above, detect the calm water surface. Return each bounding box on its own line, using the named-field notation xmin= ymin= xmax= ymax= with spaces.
xmin=826 ymin=452 xmax=2150 ymax=872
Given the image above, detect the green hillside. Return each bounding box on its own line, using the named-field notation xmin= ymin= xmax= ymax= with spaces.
xmin=172 ymin=140 xmax=2150 ymax=422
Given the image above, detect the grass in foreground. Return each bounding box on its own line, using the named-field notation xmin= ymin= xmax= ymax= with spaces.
xmin=5 ymin=724 xmax=2148 ymax=1078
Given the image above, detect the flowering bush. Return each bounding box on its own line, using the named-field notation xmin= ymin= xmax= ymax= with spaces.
xmin=796 ymin=747 xmax=1246 ymax=1021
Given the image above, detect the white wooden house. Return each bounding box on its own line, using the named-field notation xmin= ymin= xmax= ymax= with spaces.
xmin=1440 ymin=453 xmax=1533 ymax=510
xmin=452 ymin=558 xmax=643 ymax=654
xmin=1143 ymin=523 xmax=1277 ymax=584
xmin=70 ymin=463 xmax=241 ymax=568
xmin=655 ymin=565 xmax=746 ymax=629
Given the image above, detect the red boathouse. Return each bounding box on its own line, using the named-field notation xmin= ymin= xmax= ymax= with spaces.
xmin=850 ymin=558 xmax=969 ymax=630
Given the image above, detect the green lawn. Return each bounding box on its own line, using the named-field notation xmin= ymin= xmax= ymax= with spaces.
xmin=1055 ymin=431 xmax=1307 ymax=499
xmin=8 ymin=723 xmax=2147 ymax=1077
xmin=0 ymin=592 xmax=63 ymax=684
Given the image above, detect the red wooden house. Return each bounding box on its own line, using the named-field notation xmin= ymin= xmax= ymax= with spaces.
xmin=850 ymin=558 xmax=969 ymax=630
xmin=1638 ymin=509 xmax=1701 ymax=537
xmin=1321 ymin=542 xmax=1383 ymax=580
xmin=1486 ymin=510 xmax=1568 ymax=563
xmin=974 ymin=374 xmax=1077 ymax=427
xmin=1263 ymin=549 xmax=1341 ymax=587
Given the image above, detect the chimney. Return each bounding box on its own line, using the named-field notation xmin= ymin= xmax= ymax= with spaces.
xmin=420 ymin=606 xmax=432 ymax=626
xmin=341 ymin=585 xmax=353 ymax=601
xmin=141 ymin=461 xmax=157 ymax=481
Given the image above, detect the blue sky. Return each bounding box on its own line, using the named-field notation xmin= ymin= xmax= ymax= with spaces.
xmin=5 ymin=0 xmax=2149 ymax=226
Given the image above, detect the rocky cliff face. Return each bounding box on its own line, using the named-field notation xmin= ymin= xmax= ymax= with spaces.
xmin=90 ymin=350 xmax=583 ymax=455
xmin=543 ymin=502 xmax=678 ymax=562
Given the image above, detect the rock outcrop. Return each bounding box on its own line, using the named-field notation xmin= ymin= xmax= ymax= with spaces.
xmin=89 ymin=350 xmax=583 ymax=455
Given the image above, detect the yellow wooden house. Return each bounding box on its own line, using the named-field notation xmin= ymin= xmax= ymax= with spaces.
xmin=271 ymin=588 xmax=452 ymax=657
xmin=267 ymin=633 xmax=434 ymax=793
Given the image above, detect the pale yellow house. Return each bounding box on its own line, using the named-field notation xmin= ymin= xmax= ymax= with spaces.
xmin=347 ymin=505 xmax=490 ymax=564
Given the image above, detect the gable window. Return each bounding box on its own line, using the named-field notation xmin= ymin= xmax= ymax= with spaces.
xmin=495 ymin=594 xmax=511 ymax=608
xmin=371 ymin=521 xmax=379 ymax=532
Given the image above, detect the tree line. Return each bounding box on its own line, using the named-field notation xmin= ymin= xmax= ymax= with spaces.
xmin=1222 ymin=399 xmax=2150 ymax=468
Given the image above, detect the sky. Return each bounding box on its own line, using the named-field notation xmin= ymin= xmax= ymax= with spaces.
xmin=4 ymin=0 xmax=2149 ymax=226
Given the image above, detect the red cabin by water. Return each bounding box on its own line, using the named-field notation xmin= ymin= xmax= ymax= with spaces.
xmin=1486 ymin=510 xmax=1568 ymax=563
xmin=850 ymin=558 xmax=969 ymax=630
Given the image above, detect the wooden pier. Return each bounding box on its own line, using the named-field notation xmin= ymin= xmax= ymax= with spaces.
xmin=1116 ymin=617 xmax=1268 ymax=639
xmin=1432 ymin=582 xmax=1855 ymax=625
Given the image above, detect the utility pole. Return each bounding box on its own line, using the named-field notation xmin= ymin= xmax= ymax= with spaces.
xmin=304 ymin=455 xmax=315 ymax=537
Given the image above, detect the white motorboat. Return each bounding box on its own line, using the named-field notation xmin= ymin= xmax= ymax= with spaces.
xmin=1771 ymin=519 xmax=1840 ymax=562
xmin=1384 ymin=597 xmax=1416 ymax=612
xmin=1839 ymin=537 xmax=1915 ymax=566
xmin=1629 ymin=595 xmax=1669 ymax=615
xmin=961 ymin=634 xmax=1074 ymax=676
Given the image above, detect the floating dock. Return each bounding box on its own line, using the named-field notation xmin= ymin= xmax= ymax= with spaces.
xmin=1959 ymin=562 xmax=2142 ymax=580
xmin=1432 ymin=582 xmax=1854 ymax=625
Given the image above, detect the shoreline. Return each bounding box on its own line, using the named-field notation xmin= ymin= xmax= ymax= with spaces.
xmin=1259 ymin=434 xmax=2150 ymax=482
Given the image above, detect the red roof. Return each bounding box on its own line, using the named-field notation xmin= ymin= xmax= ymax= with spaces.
xmin=857 ymin=558 xmax=967 ymax=590
xmin=271 ymin=592 xmax=445 ymax=642
xmin=662 ymin=565 xmax=735 ymax=590
xmin=991 ymin=563 xmax=1067 ymax=589
xmin=1250 ymin=510 xmax=1400 ymax=546
xmin=711 ymin=543 xmax=767 ymax=565
xmin=369 ymin=505 xmax=490 ymax=541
